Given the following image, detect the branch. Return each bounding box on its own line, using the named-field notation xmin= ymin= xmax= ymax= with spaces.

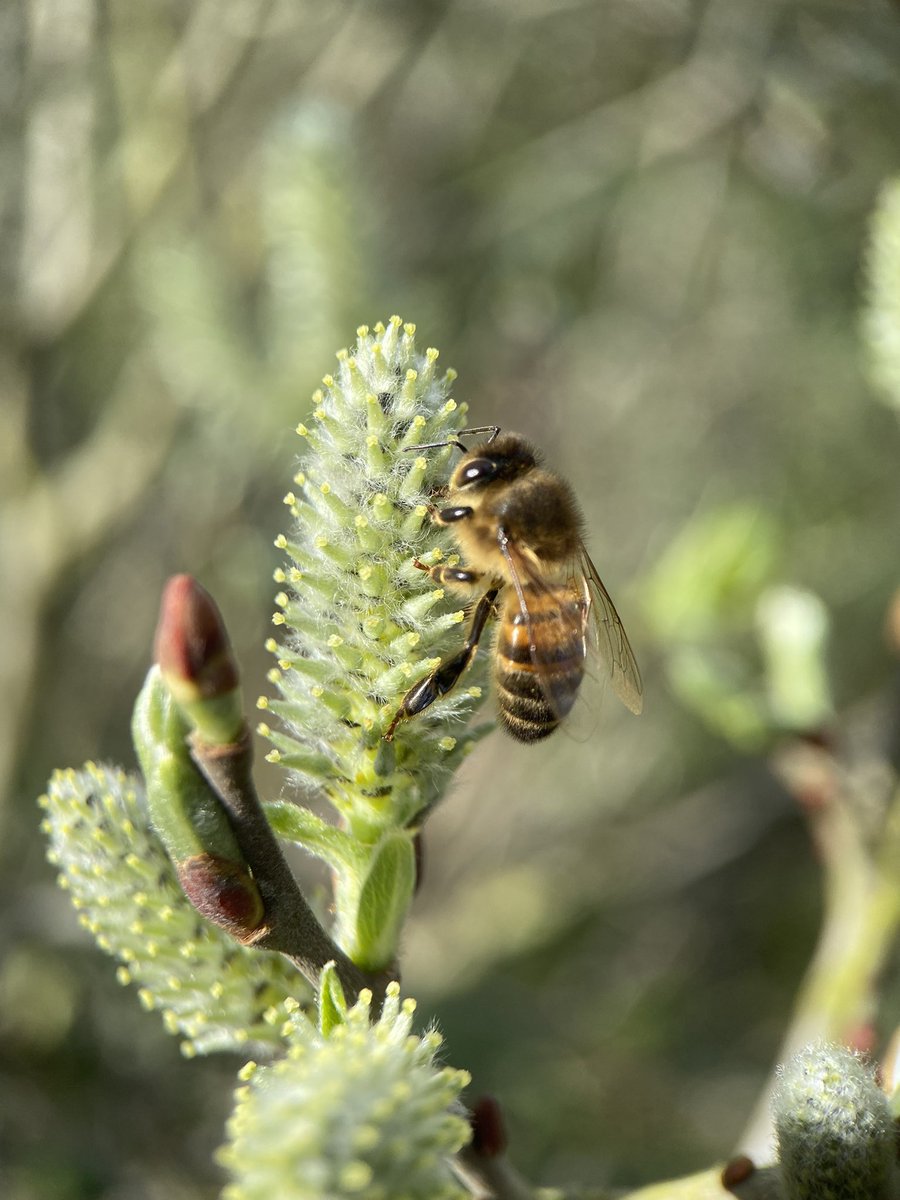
xmin=618 ymin=1162 xmax=782 ymax=1200
xmin=739 ymin=737 xmax=900 ymax=1161
xmin=149 ymin=572 xmax=394 ymax=1004
xmin=191 ymin=729 xmax=394 ymax=1003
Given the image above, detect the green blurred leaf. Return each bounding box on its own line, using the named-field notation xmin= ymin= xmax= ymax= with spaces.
xmin=641 ymin=504 xmax=782 ymax=643
xmin=667 ymin=646 xmax=770 ymax=750
xmin=864 ymin=175 xmax=900 ymax=414
xmin=756 ymin=585 xmax=833 ymax=732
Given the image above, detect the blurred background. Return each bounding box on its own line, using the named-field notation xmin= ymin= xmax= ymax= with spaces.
xmin=3 ymin=0 xmax=900 ymax=1196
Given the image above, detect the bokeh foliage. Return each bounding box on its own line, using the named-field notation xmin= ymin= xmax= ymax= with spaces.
xmin=4 ymin=0 xmax=900 ymax=1196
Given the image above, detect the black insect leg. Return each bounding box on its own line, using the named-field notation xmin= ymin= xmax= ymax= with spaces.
xmin=418 ymin=562 xmax=484 ymax=589
xmin=384 ymin=587 xmax=500 ymax=740
xmin=433 ymin=505 xmax=473 ymax=525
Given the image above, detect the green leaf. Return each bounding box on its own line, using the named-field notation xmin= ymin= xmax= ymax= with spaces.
xmin=132 ymin=668 xmax=248 ymax=869
xmin=641 ymin=503 xmax=782 ymax=643
xmin=132 ymin=668 xmax=265 ymax=938
xmin=352 ymin=832 xmax=417 ymax=971
xmin=263 ymin=801 xmax=364 ymax=873
xmin=317 ymin=961 xmax=348 ymax=1037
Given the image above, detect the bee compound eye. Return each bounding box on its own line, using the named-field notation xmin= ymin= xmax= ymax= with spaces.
xmin=460 ymin=457 xmax=496 ymax=485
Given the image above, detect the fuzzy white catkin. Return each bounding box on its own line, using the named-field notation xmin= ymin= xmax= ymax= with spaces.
xmin=772 ymin=1042 xmax=895 ymax=1200
xmin=262 ymin=317 xmax=491 ymax=833
xmin=39 ymin=763 xmax=304 ymax=1057
xmin=220 ymin=984 xmax=471 ymax=1200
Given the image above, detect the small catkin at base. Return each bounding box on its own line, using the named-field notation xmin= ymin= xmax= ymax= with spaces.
xmin=772 ymin=1042 xmax=895 ymax=1200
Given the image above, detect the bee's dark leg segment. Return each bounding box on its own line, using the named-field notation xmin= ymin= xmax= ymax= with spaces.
xmin=435 ymin=505 xmax=473 ymax=524
xmin=384 ymin=587 xmax=500 ymax=740
xmin=429 ymin=565 xmax=483 ymax=587
xmin=404 ymin=438 xmax=468 ymax=454
xmin=414 ymin=556 xmax=484 ymax=589
xmin=456 ymin=425 xmax=500 ymax=443
xmin=412 ymin=553 xmax=488 ymax=595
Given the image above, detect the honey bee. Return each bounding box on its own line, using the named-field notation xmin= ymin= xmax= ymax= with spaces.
xmin=385 ymin=426 xmax=642 ymax=743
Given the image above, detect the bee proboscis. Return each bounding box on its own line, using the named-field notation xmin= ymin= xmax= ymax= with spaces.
xmin=385 ymin=426 xmax=643 ymax=743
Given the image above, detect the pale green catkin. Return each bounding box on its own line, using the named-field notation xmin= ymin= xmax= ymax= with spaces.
xmin=39 ymin=763 xmax=308 ymax=1057
xmin=261 ymin=317 xmax=492 ymax=840
xmin=773 ymin=1042 xmax=895 ymax=1200
xmin=220 ymin=983 xmax=471 ymax=1200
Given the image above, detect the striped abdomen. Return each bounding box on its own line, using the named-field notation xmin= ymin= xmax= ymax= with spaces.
xmin=493 ymin=584 xmax=586 ymax=742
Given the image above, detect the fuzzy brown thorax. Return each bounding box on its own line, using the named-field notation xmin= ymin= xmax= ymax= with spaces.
xmin=447 ymin=432 xmax=583 ymax=574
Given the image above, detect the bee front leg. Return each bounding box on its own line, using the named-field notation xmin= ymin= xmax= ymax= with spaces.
xmin=433 ymin=505 xmax=473 ymax=525
xmin=384 ymin=586 xmax=499 ymax=741
xmin=418 ymin=562 xmax=484 ymax=589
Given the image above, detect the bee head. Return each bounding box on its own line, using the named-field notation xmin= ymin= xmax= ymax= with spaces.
xmin=450 ymin=432 xmax=538 ymax=491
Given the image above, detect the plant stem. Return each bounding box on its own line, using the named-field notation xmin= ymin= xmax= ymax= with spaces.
xmin=454 ymin=1145 xmax=536 ymax=1200
xmin=191 ymin=728 xmax=394 ymax=1003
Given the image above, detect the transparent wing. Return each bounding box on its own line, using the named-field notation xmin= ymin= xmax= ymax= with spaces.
xmin=577 ymin=547 xmax=643 ymax=715
xmin=497 ymin=532 xmax=590 ymax=721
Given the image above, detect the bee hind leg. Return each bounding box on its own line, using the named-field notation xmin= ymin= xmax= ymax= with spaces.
xmin=384 ymin=587 xmax=499 ymax=740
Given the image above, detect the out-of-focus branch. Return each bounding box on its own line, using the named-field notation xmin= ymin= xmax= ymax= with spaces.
xmin=618 ymin=1162 xmax=782 ymax=1200
xmin=453 ymin=1101 xmax=781 ymax=1200
xmin=0 ymin=352 xmax=179 ymax=825
xmin=739 ymin=737 xmax=900 ymax=1161
xmin=736 ymin=593 xmax=900 ymax=1160
xmin=20 ymin=0 xmax=279 ymax=340
xmin=461 ymin=1160 xmax=781 ymax=1200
